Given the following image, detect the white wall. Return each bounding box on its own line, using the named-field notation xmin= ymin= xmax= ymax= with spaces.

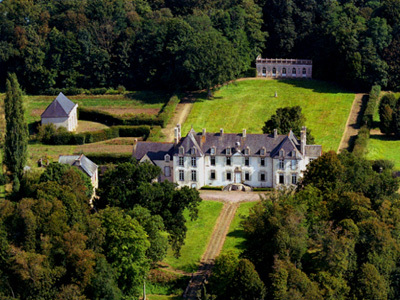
xmin=42 ymin=117 xmax=69 ymax=129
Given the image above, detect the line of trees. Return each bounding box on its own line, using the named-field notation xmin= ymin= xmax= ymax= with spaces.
xmin=2 ymin=1 xmax=400 ymax=93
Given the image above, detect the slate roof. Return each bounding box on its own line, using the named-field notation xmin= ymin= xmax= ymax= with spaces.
xmin=41 ymin=92 xmax=77 ymax=118
xmin=133 ymin=142 xmax=175 ymax=161
xmin=305 ymin=145 xmax=322 ymax=157
xmin=58 ymin=154 xmax=98 ymax=178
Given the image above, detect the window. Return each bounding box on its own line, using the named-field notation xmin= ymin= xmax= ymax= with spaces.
xmin=282 ymin=67 xmax=286 ymax=74
xmin=260 ymin=172 xmax=266 ymax=181
xmin=279 ymin=173 xmax=285 ymax=184
xmin=191 ymin=147 xmax=196 ymax=155
xmin=260 ymin=148 xmax=265 ymax=156
xmin=210 ymin=170 xmax=216 ymax=180
xmin=291 ymin=160 xmax=297 ymax=170
xmin=227 ymin=172 xmax=232 ymax=181
xmin=279 ymin=159 xmax=285 ymax=170
xmin=191 ymin=170 xmax=197 ymax=181
xmin=226 ymin=157 xmax=231 ymax=166
xmin=165 ymin=154 xmax=170 ymax=162
xmin=210 ymin=147 xmax=215 ymax=155
xmin=292 ymin=68 xmax=296 ymax=75
xmin=280 ymin=150 xmax=284 ymax=157
xmin=211 ymin=156 xmax=216 ymax=166
xmin=245 ymin=172 xmax=250 ymax=181
xmin=262 ymin=67 xmax=266 ymax=75
xmin=164 ymin=166 xmax=171 ymax=177
xmin=179 ymin=146 xmax=184 ymax=155
xmin=191 ymin=157 xmax=196 ymax=167
xmin=179 ymin=170 xmax=184 ymax=181
xmin=292 ymin=173 xmax=297 ymax=185
xmin=226 ymin=148 xmax=231 ymax=155
xmin=179 ymin=157 xmax=184 ymax=166
xmin=272 ymin=67 xmax=276 ymax=75
xmin=245 ymin=157 xmax=249 ymax=166
xmin=302 ymin=67 xmax=306 ymax=75
xmin=260 ymin=157 xmax=265 ymax=166
xmin=244 ymin=148 xmax=249 ymax=155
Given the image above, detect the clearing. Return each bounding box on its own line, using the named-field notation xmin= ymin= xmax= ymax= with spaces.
xmin=366 ymin=134 xmax=400 ymax=169
xmin=182 ymin=79 xmax=355 ymax=151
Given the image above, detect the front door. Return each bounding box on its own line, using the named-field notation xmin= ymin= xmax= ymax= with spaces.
xmin=235 ymin=172 xmax=242 ymax=183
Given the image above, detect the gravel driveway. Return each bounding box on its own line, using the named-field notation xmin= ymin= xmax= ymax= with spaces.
xmin=199 ymin=190 xmax=265 ymax=203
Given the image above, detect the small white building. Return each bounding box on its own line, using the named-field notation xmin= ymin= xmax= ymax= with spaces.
xmin=133 ymin=125 xmax=322 ymax=189
xmin=41 ymin=92 xmax=78 ymax=131
xmin=58 ymin=154 xmax=98 ymax=190
xmin=256 ymin=56 xmax=312 ymax=79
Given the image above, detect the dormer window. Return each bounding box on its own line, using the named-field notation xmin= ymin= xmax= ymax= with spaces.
xmin=191 ymin=147 xmax=196 ymax=155
xmin=244 ymin=147 xmax=250 ymax=155
xmin=179 ymin=146 xmax=184 ymax=155
xmin=165 ymin=154 xmax=170 ymax=162
xmin=210 ymin=147 xmax=216 ymax=155
xmin=260 ymin=148 xmax=266 ymax=156
xmin=226 ymin=148 xmax=231 ymax=155
xmin=280 ymin=150 xmax=284 ymax=157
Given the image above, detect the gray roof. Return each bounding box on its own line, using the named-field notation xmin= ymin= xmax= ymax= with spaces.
xmin=58 ymin=154 xmax=98 ymax=178
xmin=41 ymin=92 xmax=77 ymax=118
xmin=305 ymin=145 xmax=322 ymax=157
xmin=133 ymin=142 xmax=175 ymax=161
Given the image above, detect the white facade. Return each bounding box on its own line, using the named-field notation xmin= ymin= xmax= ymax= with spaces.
xmin=41 ymin=105 xmax=78 ymax=131
xmin=134 ymin=127 xmax=322 ymax=190
xmin=256 ymin=57 xmax=312 ymax=79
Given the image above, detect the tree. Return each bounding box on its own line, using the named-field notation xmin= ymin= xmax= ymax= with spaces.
xmin=355 ymin=263 xmax=388 ymax=300
xmin=262 ymin=106 xmax=315 ymax=143
xmin=208 ymin=251 xmax=239 ymax=298
xmin=3 ymin=73 xmax=28 ymax=191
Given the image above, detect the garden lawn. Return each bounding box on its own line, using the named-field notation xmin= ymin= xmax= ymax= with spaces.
xmin=222 ymin=201 xmax=259 ymax=255
xmin=25 ymin=90 xmax=169 ymax=124
xmin=163 ymin=200 xmax=223 ymax=273
xmin=366 ymin=135 xmax=400 ymax=170
xmin=147 ymin=296 xmax=182 ymax=300
xmin=182 ymin=79 xmax=355 ymax=151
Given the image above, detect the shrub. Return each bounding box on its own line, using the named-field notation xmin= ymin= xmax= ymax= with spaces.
xmin=158 ymin=95 xmax=180 ymax=128
xmin=352 ymin=125 xmax=370 ymax=157
xmin=201 ymin=186 xmax=223 ymax=190
xmin=117 ymin=85 xmax=126 ymax=93
xmin=89 ymin=87 xmax=108 ymax=95
xmin=85 ymin=153 xmax=132 ymax=165
xmin=115 ymin=125 xmax=150 ymax=138
xmin=253 ymin=187 xmax=274 ymax=192
xmin=37 ymin=123 xmax=57 ymax=143
xmin=147 ymin=126 xmax=164 ymax=142
xmin=363 ymin=85 xmax=381 ymax=128
xmin=243 ymin=67 xmax=257 ymax=78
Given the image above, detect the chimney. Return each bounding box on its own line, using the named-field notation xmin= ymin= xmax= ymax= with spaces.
xmin=242 ymin=129 xmax=246 ymax=138
xmin=220 ymin=128 xmax=224 ymax=136
xmin=273 ymin=129 xmax=277 ymax=138
xmin=300 ymin=126 xmax=306 ymax=154
xmin=174 ymin=127 xmax=179 ymax=144
xmin=177 ymin=124 xmax=181 ymax=140
xmin=202 ymin=128 xmax=206 ymax=136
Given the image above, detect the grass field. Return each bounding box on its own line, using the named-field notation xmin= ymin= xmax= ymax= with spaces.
xmin=163 ymin=201 xmax=223 ymax=273
xmin=182 ymin=79 xmax=355 ymax=151
xmin=147 ymin=295 xmax=182 ymax=300
xmin=222 ymin=201 xmax=259 ymax=255
xmin=366 ymin=135 xmax=400 ymax=170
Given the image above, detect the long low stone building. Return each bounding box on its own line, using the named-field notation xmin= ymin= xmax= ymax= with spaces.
xmin=256 ymin=56 xmax=312 ymax=79
xmin=133 ymin=125 xmax=321 ymax=189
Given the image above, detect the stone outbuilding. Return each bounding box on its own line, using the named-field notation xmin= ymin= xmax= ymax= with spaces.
xmin=41 ymin=92 xmax=78 ymax=131
xmin=256 ymin=56 xmax=312 ymax=79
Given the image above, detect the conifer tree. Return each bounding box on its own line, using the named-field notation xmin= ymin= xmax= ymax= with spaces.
xmin=3 ymin=73 xmax=28 ymax=191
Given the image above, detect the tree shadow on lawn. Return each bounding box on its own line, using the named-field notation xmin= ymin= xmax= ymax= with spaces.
xmin=124 ymin=90 xmax=171 ymax=104
xmin=225 ymin=229 xmax=247 ymax=251
xmin=276 ymin=79 xmax=355 ymax=95
xmin=370 ymin=134 xmax=400 ymax=141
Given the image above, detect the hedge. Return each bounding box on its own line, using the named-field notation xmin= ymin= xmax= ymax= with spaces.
xmin=158 ymin=95 xmax=180 ymax=128
xmin=362 ymin=85 xmax=381 ymax=128
xmin=41 ymin=86 xmax=127 ymax=96
xmin=352 ymin=125 xmax=370 ymax=157
xmin=201 ymin=186 xmax=223 ymax=190
xmin=78 ymin=108 xmax=124 ymax=126
xmin=39 ymin=125 xmax=150 ymax=145
xmin=242 ymin=67 xmax=257 ymax=78
xmin=253 ymin=187 xmax=274 ymax=192
xmin=85 ymin=153 xmax=132 ymax=165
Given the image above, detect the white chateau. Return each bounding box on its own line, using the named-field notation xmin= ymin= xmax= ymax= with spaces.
xmin=133 ymin=125 xmax=321 ymax=189
xmin=256 ymin=56 xmax=312 ymax=79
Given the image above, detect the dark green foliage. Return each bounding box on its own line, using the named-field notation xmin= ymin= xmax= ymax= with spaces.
xmin=157 ymin=95 xmax=180 ymax=128
xmin=363 ymin=85 xmax=381 ymax=128
xmin=85 ymin=153 xmax=132 ymax=165
xmin=352 ymin=125 xmax=370 ymax=157
xmin=262 ymin=106 xmax=315 ymax=144
xmin=380 ymin=104 xmax=394 ymax=134
xmin=3 ymin=74 xmax=28 ymax=187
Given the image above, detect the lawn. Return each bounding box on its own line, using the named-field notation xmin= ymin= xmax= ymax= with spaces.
xmin=222 ymin=201 xmax=259 ymax=255
xmin=163 ymin=200 xmax=223 ymax=273
xmin=182 ymin=79 xmax=355 ymax=151
xmin=25 ymin=91 xmax=170 ymax=124
xmin=365 ymin=134 xmax=400 ymax=170
xmin=147 ymin=295 xmax=182 ymax=300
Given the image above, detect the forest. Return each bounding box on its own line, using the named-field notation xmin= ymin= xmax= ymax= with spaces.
xmin=1 ymin=0 xmax=400 ymax=93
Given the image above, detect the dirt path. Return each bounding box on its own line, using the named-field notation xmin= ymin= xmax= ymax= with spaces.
xmin=161 ymin=94 xmax=196 ymax=142
xmin=183 ymin=202 xmax=239 ymax=299
xmin=337 ymin=93 xmax=367 ymax=153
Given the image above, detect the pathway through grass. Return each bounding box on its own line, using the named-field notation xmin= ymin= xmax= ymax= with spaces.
xmin=183 ymin=79 xmax=354 ymax=151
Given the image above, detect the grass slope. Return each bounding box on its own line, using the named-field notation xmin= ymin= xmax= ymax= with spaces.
xmin=182 ymin=79 xmax=354 ymax=151
xmin=222 ymin=201 xmax=259 ymax=255
xmin=366 ymin=135 xmax=400 ymax=170
xmin=163 ymin=200 xmax=223 ymax=273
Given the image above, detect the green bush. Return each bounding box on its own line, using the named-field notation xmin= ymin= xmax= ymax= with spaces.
xmin=253 ymin=187 xmax=274 ymax=192
xmin=147 ymin=126 xmax=164 ymax=142
xmin=201 ymin=186 xmax=223 ymax=190
xmin=42 ymin=87 xmax=87 ymax=96
xmin=89 ymin=87 xmax=108 ymax=95
xmin=243 ymin=67 xmax=257 ymax=78
xmin=86 ymin=153 xmax=132 ymax=165
xmin=157 ymin=95 xmax=180 ymax=128
xmin=352 ymin=125 xmax=370 ymax=157
xmin=362 ymin=85 xmax=381 ymax=128
xmin=115 ymin=125 xmax=150 ymax=138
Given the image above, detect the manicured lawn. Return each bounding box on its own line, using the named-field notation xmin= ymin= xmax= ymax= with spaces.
xmin=366 ymin=135 xmax=400 ymax=170
xmin=76 ymin=120 xmax=109 ymax=133
xmin=222 ymin=201 xmax=259 ymax=255
xmin=182 ymin=79 xmax=355 ymax=151
xmin=163 ymin=201 xmax=223 ymax=273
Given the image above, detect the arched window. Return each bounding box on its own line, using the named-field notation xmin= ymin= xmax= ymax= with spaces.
xmin=292 ymin=68 xmax=296 ymax=75
xmin=272 ymin=67 xmax=276 ymax=76
xmin=302 ymin=68 xmax=306 ymax=75
xmin=262 ymin=67 xmax=266 ymax=76
xmin=282 ymin=68 xmax=286 ymax=74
